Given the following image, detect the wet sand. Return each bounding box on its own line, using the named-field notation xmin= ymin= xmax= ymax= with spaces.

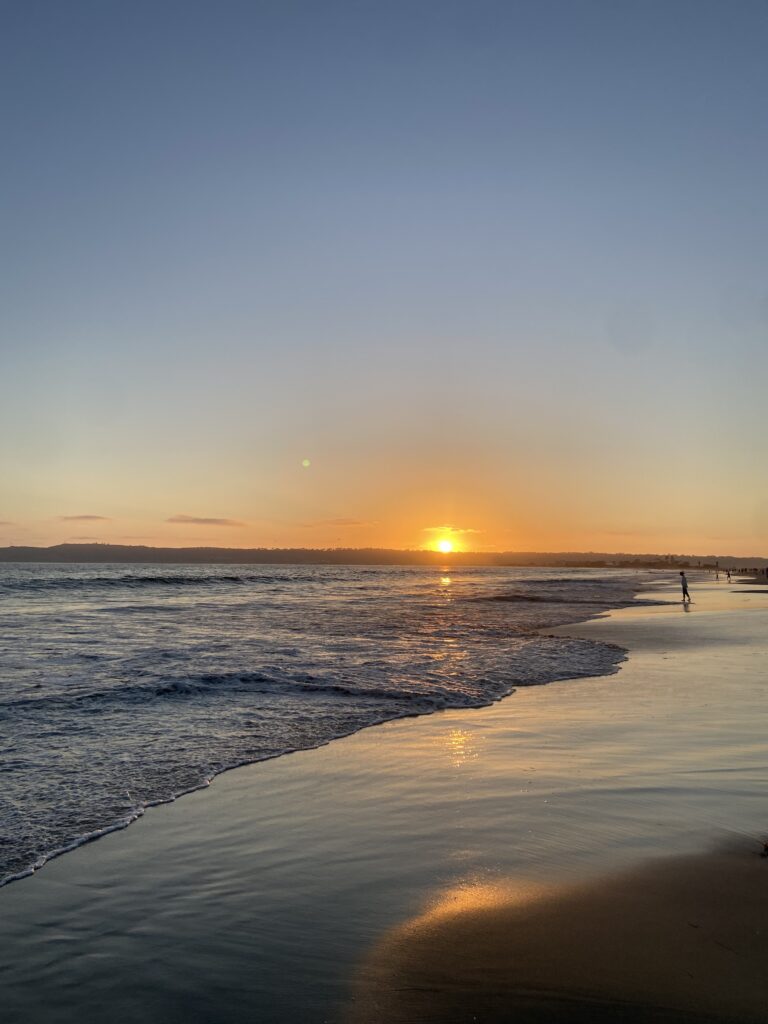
xmin=2 ymin=574 xmax=767 ymax=1022
xmin=347 ymin=845 xmax=768 ymax=1023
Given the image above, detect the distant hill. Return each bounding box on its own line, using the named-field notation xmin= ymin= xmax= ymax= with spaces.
xmin=0 ymin=543 xmax=764 ymax=568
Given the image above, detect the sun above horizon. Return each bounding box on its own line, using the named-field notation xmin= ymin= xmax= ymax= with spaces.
xmin=437 ymin=539 xmax=454 ymax=554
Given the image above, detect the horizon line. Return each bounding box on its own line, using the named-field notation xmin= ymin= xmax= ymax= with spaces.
xmin=0 ymin=542 xmax=765 ymax=562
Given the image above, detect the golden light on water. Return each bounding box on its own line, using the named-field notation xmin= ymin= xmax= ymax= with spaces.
xmin=394 ymin=876 xmax=549 ymax=935
xmin=444 ymin=727 xmax=480 ymax=768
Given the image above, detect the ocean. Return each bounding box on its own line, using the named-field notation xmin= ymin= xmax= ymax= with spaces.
xmin=0 ymin=563 xmax=648 ymax=886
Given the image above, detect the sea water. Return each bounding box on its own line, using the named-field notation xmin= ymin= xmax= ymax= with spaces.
xmin=0 ymin=563 xmax=648 ymax=885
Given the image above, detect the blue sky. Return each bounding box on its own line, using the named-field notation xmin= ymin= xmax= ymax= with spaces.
xmin=2 ymin=1 xmax=767 ymax=552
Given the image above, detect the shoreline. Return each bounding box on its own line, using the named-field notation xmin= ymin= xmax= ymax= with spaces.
xmin=2 ymin=573 xmax=767 ymax=1021
xmin=1 ymin=567 xmax=648 ymax=890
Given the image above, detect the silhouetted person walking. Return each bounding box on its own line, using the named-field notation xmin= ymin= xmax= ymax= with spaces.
xmin=680 ymin=571 xmax=691 ymax=603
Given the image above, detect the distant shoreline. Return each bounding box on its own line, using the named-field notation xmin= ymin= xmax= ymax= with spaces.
xmin=1 ymin=542 xmax=765 ymax=568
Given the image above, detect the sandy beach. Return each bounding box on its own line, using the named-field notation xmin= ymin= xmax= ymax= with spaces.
xmin=2 ymin=573 xmax=768 ymax=1023
xmin=347 ymin=846 xmax=768 ymax=1023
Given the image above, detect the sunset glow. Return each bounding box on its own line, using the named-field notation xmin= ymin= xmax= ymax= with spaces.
xmin=1 ymin=3 xmax=767 ymax=559
xmin=437 ymin=539 xmax=454 ymax=554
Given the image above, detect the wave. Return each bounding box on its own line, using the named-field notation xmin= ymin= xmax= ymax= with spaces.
xmin=0 ymin=572 xmax=334 ymax=592
xmin=2 ymin=637 xmax=627 ymax=718
xmin=2 ymin=669 xmax=472 ymax=713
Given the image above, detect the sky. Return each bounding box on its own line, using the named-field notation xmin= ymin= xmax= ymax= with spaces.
xmin=2 ymin=0 xmax=767 ymax=554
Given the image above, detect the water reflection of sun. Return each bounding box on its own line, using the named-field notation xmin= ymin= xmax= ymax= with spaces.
xmin=445 ymin=728 xmax=480 ymax=768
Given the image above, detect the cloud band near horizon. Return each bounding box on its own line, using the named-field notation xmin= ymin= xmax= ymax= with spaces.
xmin=167 ymin=514 xmax=246 ymax=527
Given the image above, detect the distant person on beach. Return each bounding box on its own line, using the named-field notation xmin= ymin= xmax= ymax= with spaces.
xmin=726 ymin=569 xmax=732 ymax=583
xmin=680 ymin=572 xmax=691 ymax=602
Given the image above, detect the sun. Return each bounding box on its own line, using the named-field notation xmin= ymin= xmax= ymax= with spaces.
xmin=437 ymin=539 xmax=454 ymax=554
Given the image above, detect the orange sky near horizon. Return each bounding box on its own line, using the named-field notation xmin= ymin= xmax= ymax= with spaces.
xmin=2 ymin=394 xmax=766 ymax=555
xmin=1 ymin=461 xmax=765 ymax=556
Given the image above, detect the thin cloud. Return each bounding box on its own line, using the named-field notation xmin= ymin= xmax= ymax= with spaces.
xmin=58 ymin=514 xmax=111 ymax=522
xmin=167 ymin=514 xmax=246 ymax=527
xmin=70 ymin=536 xmax=99 ymax=541
xmin=302 ymin=518 xmax=377 ymax=528
xmin=0 ymin=520 xmax=14 ymax=526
